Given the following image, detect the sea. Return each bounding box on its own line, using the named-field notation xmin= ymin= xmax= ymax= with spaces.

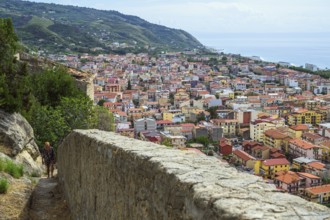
xmin=197 ymin=33 xmax=330 ymax=69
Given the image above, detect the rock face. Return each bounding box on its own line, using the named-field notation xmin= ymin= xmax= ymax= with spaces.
xmin=0 ymin=110 xmax=43 ymax=175
xmin=58 ymin=130 xmax=330 ymax=220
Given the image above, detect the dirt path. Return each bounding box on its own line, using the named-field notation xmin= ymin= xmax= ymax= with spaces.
xmin=28 ymin=175 xmax=71 ymax=220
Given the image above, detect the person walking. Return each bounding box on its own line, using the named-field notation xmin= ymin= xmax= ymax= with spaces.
xmin=42 ymin=142 xmax=56 ymax=178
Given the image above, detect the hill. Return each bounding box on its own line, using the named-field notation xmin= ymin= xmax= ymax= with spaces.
xmin=0 ymin=0 xmax=204 ymax=54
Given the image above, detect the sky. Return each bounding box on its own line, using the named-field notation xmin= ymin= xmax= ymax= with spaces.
xmin=29 ymin=0 xmax=330 ymax=37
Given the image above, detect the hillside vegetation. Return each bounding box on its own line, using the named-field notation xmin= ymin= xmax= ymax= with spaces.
xmin=0 ymin=0 xmax=204 ymax=54
xmin=0 ymin=18 xmax=114 ymax=151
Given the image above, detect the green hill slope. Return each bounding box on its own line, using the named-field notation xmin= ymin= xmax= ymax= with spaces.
xmin=0 ymin=0 xmax=204 ymax=53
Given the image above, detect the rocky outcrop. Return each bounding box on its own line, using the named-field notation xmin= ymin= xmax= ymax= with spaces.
xmin=67 ymin=68 xmax=95 ymax=101
xmin=58 ymin=130 xmax=330 ymax=220
xmin=0 ymin=110 xmax=43 ymax=175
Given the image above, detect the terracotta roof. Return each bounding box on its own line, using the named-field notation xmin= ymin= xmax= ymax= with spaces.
xmin=252 ymin=145 xmax=270 ymax=151
xmin=156 ymin=120 xmax=173 ymax=124
xmin=289 ymin=124 xmax=309 ymax=131
xmin=233 ymin=150 xmax=255 ymax=161
xmin=289 ymin=138 xmax=318 ymax=150
xmin=302 ymin=132 xmax=323 ymax=140
xmin=264 ymin=129 xmax=289 ymax=139
xmin=263 ymin=158 xmax=290 ymax=166
xmin=270 ymin=147 xmax=280 ymax=153
xmin=211 ymin=119 xmax=238 ymax=123
xmin=243 ymin=140 xmax=260 ymax=147
xmin=293 ymin=108 xmax=309 ymax=114
xmin=275 ymin=171 xmax=302 ymax=184
xmin=271 ymin=152 xmax=286 ymax=158
xmin=307 ymin=161 xmax=325 ymax=170
xmin=117 ymin=111 xmax=127 ymax=116
xmin=297 ymin=172 xmax=320 ymax=180
xmin=147 ymin=137 xmax=160 ymax=142
xmin=181 ymin=123 xmax=195 ymax=127
xmin=306 ymin=184 xmax=330 ymax=195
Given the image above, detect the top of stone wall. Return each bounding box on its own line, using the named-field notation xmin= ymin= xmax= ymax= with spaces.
xmin=70 ymin=130 xmax=330 ymax=219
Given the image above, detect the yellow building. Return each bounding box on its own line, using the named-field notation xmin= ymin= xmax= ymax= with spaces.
xmin=217 ymin=89 xmax=235 ymax=99
xmin=304 ymin=184 xmax=330 ymax=204
xmin=287 ymin=109 xmax=321 ymax=126
xmin=211 ymin=119 xmax=239 ymax=137
xmin=232 ymin=150 xmax=256 ymax=169
xmin=320 ymin=140 xmax=330 ymax=163
xmin=250 ymin=118 xmax=285 ymax=143
xmin=250 ymin=121 xmax=275 ymax=143
xmin=174 ymin=91 xmax=190 ymax=108
xmin=288 ymin=124 xmax=309 ymax=138
xmin=264 ymin=128 xmax=291 ymax=151
xmin=168 ymin=136 xmax=186 ymax=148
xmin=305 ymin=100 xmax=327 ymax=111
xmin=163 ymin=112 xmax=173 ymax=121
xmin=317 ymin=106 xmax=330 ymax=122
xmin=255 ymin=158 xmax=290 ymax=179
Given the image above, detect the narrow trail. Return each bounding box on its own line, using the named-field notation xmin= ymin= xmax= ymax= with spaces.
xmin=28 ymin=174 xmax=71 ymax=220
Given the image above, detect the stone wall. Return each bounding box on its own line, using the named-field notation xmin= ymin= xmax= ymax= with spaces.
xmin=58 ymin=130 xmax=330 ymax=220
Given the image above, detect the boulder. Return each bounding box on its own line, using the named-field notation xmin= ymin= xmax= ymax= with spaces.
xmin=0 ymin=110 xmax=43 ymax=175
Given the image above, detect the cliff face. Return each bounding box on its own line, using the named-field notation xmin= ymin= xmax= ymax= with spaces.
xmin=0 ymin=110 xmax=43 ymax=219
xmin=0 ymin=110 xmax=43 ymax=175
xmin=58 ymin=129 xmax=330 ymax=220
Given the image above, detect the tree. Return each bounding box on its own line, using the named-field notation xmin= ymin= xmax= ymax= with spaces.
xmin=207 ymin=106 xmax=218 ymax=119
xmin=195 ymin=136 xmax=210 ymax=147
xmin=27 ymin=104 xmax=70 ymax=149
xmin=0 ymin=18 xmax=31 ymax=113
xmin=127 ymin=79 xmax=132 ymax=90
xmin=0 ymin=18 xmax=19 ymax=73
xmin=97 ymin=99 xmax=106 ymax=106
xmin=221 ymin=56 xmax=227 ymax=65
xmin=169 ymin=93 xmax=174 ymax=105
xmin=57 ymin=96 xmax=94 ymax=130
xmin=196 ymin=112 xmax=206 ymax=122
xmin=161 ymin=138 xmax=173 ymax=147
xmin=29 ymin=67 xmax=81 ymax=107
xmin=93 ymin=106 xmax=115 ymax=132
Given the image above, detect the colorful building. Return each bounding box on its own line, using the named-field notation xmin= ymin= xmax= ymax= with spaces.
xmin=304 ymin=184 xmax=330 ymax=204
xmin=255 ymin=158 xmax=290 ymax=179
xmin=264 ymin=129 xmax=291 ymax=151
xmin=211 ymin=119 xmax=239 ymax=138
xmin=219 ymin=138 xmax=232 ymax=156
xmin=288 ymin=124 xmax=309 ymax=138
xmin=250 ymin=120 xmax=276 ymax=143
xmin=274 ymin=171 xmax=302 ymax=194
xmin=232 ymin=150 xmax=256 ymax=169
xmin=288 ymin=138 xmax=322 ymax=160
xmin=286 ymin=109 xmax=321 ymax=126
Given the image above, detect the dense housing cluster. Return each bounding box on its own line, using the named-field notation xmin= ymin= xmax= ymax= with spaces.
xmin=51 ymin=51 xmax=330 ymax=206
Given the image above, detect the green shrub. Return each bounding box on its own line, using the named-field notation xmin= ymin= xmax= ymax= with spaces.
xmin=0 ymin=159 xmax=5 ymax=171
xmin=2 ymin=160 xmax=24 ymax=178
xmin=0 ymin=178 xmax=9 ymax=194
xmin=30 ymin=171 xmax=41 ymax=178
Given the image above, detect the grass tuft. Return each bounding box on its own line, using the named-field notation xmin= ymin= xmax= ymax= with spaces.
xmin=0 ymin=159 xmax=24 ymax=178
xmin=0 ymin=178 xmax=9 ymax=194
